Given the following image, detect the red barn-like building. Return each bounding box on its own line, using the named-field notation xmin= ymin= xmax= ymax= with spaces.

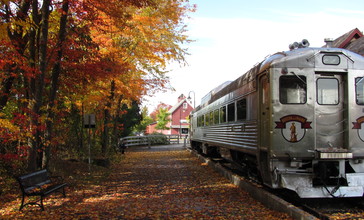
xmin=146 ymin=94 xmax=194 ymax=136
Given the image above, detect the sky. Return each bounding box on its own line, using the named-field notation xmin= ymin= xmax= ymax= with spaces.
xmin=143 ymin=0 xmax=364 ymax=112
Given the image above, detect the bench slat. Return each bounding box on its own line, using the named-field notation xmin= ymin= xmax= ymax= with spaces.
xmin=42 ymin=183 xmax=68 ymax=196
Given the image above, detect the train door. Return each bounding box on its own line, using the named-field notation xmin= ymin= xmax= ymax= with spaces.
xmin=258 ymin=73 xmax=271 ymax=184
xmin=315 ymin=73 xmax=346 ymax=151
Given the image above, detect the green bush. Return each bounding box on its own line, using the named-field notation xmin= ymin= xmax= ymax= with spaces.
xmin=149 ymin=133 xmax=169 ymax=145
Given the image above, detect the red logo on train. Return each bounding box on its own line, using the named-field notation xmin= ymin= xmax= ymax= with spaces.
xmin=275 ymin=115 xmax=312 ymax=143
xmin=353 ymin=116 xmax=364 ymax=142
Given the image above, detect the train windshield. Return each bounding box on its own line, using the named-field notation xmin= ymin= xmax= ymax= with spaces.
xmin=317 ymin=78 xmax=339 ymax=105
xmin=356 ymin=77 xmax=364 ymax=105
xmin=279 ymin=75 xmax=307 ymax=104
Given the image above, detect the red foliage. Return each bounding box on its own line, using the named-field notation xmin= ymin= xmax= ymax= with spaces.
xmin=0 ymin=153 xmax=19 ymax=161
xmin=0 ymin=0 xmax=195 ymax=171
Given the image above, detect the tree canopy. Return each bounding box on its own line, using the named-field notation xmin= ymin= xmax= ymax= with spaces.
xmin=155 ymin=107 xmax=171 ymax=131
xmin=0 ymin=0 xmax=195 ymax=172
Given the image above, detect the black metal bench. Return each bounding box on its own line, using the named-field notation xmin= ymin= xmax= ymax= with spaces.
xmin=16 ymin=169 xmax=68 ymax=211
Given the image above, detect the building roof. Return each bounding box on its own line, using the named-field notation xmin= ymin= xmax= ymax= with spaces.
xmin=331 ymin=28 xmax=364 ymax=55
xmin=345 ymin=36 xmax=364 ymax=56
xmin=168 ymin=97 xmax=192 ymax=114
xmin=331 ymin=28 xmax=363 ymax=48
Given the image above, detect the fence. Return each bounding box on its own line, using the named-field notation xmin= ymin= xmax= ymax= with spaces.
xmin=120 ymin=135 xmax=184 ymax=147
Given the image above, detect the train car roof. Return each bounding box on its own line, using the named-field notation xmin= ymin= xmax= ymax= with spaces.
xmin=192 ymin=47 xmax=364 ymax=113
xmin=263 ymin=47 xmax=364 ymax=69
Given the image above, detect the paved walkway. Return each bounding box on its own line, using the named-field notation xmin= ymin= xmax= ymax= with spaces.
xmin=2 ymin=144 xmax=292 ymax=219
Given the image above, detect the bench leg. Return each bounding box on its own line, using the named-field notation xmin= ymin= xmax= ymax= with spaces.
xmin=19 ymin=195 xmax=25 ymax=211
xmin=62 ymin=187 xmax=66 ymax=197
xmin=39 ymin=196 xmax=45 ymax=211
xmin=19 ymin=186 xmax=67 ymax=211
xmin=19 ymin=195 xmax=44 ymax=211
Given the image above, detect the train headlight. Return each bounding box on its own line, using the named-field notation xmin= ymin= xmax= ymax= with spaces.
xmin=322 ymin=55 xmax=340 ymax=65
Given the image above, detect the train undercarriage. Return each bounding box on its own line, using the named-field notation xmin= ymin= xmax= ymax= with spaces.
xmin=190 ymin=141 xmax=364 ymax=198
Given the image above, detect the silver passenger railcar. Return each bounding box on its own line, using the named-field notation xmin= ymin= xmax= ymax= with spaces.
xmin=189 ymin=40 xmax=364 ymax=198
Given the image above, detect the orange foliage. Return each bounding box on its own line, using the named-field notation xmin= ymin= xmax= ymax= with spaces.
xmin=0 ymin=0 xmax=195 ymax=170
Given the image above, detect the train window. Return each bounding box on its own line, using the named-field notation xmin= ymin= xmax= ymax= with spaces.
xmin=322 ymin=55 xmax=340 ymax=65
xmin=237 ymin=99 xmax=247 ymax=120
xmin=197 ymin=115 xmax=204 ymax=127
xmin=210 ymin=112 xmax=214 ymax=125
xmin=355 ymin=77 xmax=364 ymax=105
xmin=317 ymin=78 xmax=339 ymax=105
xmin=280 ymin=75 xmax=307 ymax=104
xmin=205 ymin=113 xmax=210 ymax=126
xmin=227 ymin=103 xmax=235 ymax=122
xmin=220 ymin=106 xmax=227 ymax=123
xmin=214 ymin=109 xmax=219 ymax=124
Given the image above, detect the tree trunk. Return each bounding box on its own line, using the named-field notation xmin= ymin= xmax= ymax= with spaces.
xmin=102 ymin=80 xmax=115 ymax=156
xmin=26 ymin=0 xmax=41 ymax=172
xmin=27 ymin=0 xmax=51 ymax=171
xmin=111 ymin=96 xmax=123 ymax=150
xmin=43 ymin=0 xmax=69 ymax=169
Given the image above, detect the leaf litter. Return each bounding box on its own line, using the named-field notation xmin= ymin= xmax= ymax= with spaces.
xmin=1 ymin=148 xmax=294 ymax=219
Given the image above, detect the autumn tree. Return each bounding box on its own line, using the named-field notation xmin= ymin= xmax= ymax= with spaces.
xmin=83 ymin=0 xmax=195 ymax=156
xmin=0 ymin=0 xmax=195 ymax=172
xmin=0 ymin=0 xmax=69 ymax=171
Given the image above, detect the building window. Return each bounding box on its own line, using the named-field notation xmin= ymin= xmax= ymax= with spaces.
xmin=181 ymin=128 xmax=188 ymax=134
xmin=183 ymin=102 xmax=187 ymax=109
